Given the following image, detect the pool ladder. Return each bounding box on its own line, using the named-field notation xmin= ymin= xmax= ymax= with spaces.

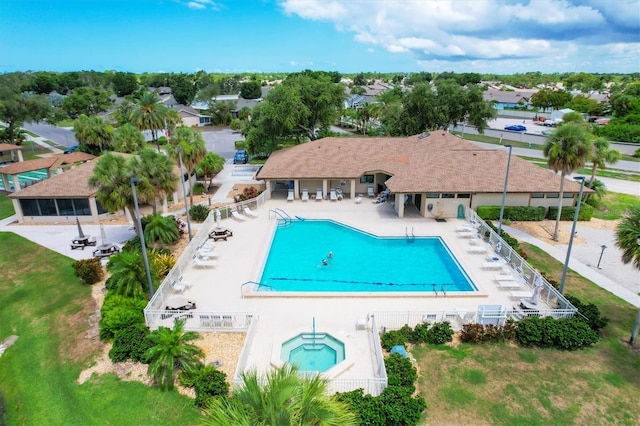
xmin=405 ymin=226 xmax=415 ymax=242
xmin=269 ymin=208 xmax=292 ymax=227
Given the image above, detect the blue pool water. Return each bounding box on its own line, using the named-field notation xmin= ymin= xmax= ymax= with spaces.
xmin=281 ymin=333 xmax=345 ymax=372
xmin=259 ymin=220 xmax=476 ymax=293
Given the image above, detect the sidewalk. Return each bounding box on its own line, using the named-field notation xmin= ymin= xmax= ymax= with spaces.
xmin=25 ymin=134 xmax=63 ymax=154
xmin=504 ymin=225 xmax=639 ymax=307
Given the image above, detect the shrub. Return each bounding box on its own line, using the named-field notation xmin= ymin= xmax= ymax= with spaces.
xmin=515 ymin=316 xmax=599 ymax=350
xmin=476 ymin=206 xmax=546 ymax=221
xmin=99 ymin=293 xmax=147 ymax=341
xmin=411 ymin=322 xmax=430 ymax=343
xmin=157 ymin=136 xmax=167 ymax=146
xmin=189 ymin=204 xmax=209 ymax=222
xmin=459 ymin=322 xmax=517 ymax=344
xmin=425 ymin=321 xmax=454 ymax=344
xmin=191 ymin=366 xmax=229 ymax=408
xmin=234 ymin=140 xmax=247 ymax=149
xmin=565 ymin=294 xmax=609 ymax=331
xmin=143 ymin=214 xmax=180 ymax=245
xmin=380 ymin=325 xmax=413 ymax=351
xmin=547 ymin=204 xmax=594 ymax=221
xmin=485 ymin=221 xmax=519 ymax=251
xmin=150 ymin=250 xmax=176 ymax=278
xmin=192 ymin=182 xmax=205 ymax=195
xmin=379 ymin=385 xmax=427 ymax=426
xmin=72 ymin=258 xmax=104 ymax=284
xmin=109 ymin=323 xmax=153 ymax=363
xmin=336 ymin=389 xmax=386 ymax=425
xmin=121 ymin=236 xmax=142 ymax=252
xmin=385 ymin=353 xmax=417 ymax=390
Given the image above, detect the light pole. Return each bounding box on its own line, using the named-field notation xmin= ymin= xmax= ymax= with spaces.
xmin=177 ymin=147 xmax=193 ymax=241
xmin=559 ymin=176 xmax=586 ymax=294
xmin=497 ymin=145 xmax=513 ymax=237
xmin=130 ymin=177 xmax=154 ymax=299
xmin=596 ymin=244 xmax=607 ymax=269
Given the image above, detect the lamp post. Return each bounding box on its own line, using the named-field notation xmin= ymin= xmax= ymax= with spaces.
xmin=497 ymin=145 xmax=513 ymax=237
xmin=596 ymin=244 xmax=607 ymax=269
xmin=130 ymin=177 xmax=154 ymax=298
xmin=177 ymin=147 xmax=193 ymax=241
xmin=559 ymin=176 xmax=586 ymax=294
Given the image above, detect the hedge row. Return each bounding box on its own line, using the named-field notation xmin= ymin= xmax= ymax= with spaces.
xmin=477 ymin=206 xmax=546 ymax=221
xmin=548 ymin=204 xmax=594 ymax=221
xmin=380 ymin=321 xmax=455 ymax=350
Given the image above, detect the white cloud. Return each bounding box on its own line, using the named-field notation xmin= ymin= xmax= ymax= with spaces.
xmin=280 ymin=0 xmax=639 ymax=72
xmin=186 ymin=0 xmax=220 ymax=10
xmin=187 ymin=2 xmax=206 ymax=9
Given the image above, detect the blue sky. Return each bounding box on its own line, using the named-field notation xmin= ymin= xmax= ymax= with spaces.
xmin=1 ymin=0 xmax=638 ymax=74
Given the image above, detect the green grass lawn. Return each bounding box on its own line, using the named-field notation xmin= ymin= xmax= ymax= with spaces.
xmin=592 ymin=192 xmax=640 ymax=220
xmin=415 ymin=241 xmax=640 ymax=425
xmin=0 ymin=233 xmax=202 ymax=425
xmin=0 ymin=195 xmax=15 ymax=219
xmin=19 ymin=140 xmax=56 ymax=161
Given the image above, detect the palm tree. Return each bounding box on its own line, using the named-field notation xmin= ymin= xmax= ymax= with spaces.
xmin=106 ymin=250 xmax=152 ymax=298
xmin=74 ymin=114 xmax=114 ymax=153
xmin=614 ymin=206 xmax=640 ymax=344
xmin=129 ymin=92 xmax=169 ymax=152
xmin=131 ymin=149 xmax=178 ymax=215
xmin=197 ymin=152 xmax=225 ymax=191
xmin=543 ymin=123 xmax=592 ymax=241
xmin=202 ymin=364 xmax=357 ymax=425
xmin=143 ymin=214 xmax=180 ymax=246
xmin=145 ymin=319 xmax=204 ymax=391
xmin=112 ymin=122 xmax=145 ymax=153
xmin=588 ymin=137 xmax=621 ymax=183
xmin=167 ymin=126 xmax=207 ymax=207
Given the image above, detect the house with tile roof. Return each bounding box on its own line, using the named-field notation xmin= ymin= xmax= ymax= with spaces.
xmin=257 ymin=131 xmax=588 ymax=218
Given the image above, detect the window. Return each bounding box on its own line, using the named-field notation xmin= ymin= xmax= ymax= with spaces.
xmin=442 ymin=193 xmax=455 ymax=199
xmin=563 ymin=192 xmax=574 ymax=198
xmin=57 ymin=199 xmax=75 ymax=216
xmin=38 ymin=199 xmax=57 ymax=216
xmin=73 ymin=199 xmax=91 ymax=215
xmin=457 ymin=193 xmax=470 ymax=199
xmin=360 ymin=175 xmax=374 ymax=184
xmin=426 ymin=193 xmax=440 ymax=199
xmin=546 ymin=193 xmax=559 ymax=199
xmin=531 ymin=193 xmax=544 ymax=199
xmin=21 ymin=199 xmax=39 ymax=216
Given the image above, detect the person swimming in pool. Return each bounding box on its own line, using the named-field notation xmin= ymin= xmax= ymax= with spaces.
xmin=327 ymin=251 xmax=333 ymax=259
xmin=322 ymin=259 xmax=328 ymax=266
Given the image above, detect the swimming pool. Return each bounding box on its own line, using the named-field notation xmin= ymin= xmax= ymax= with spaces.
xmin=258 ymin=220 xmax=477 ymax=293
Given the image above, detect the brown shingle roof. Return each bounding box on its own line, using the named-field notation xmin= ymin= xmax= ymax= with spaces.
xmin=9 ymin=160 xmax=99 ymax=198
xmin=0 ymin=143 xmax=23 ymax=153
xmin=0 ymin=152 xmax=96 ymax=175
xmin=257 ymin=132 xmax=587 ymax=194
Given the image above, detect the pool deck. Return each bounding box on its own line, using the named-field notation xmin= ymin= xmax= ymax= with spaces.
xmin=167 ymin=197 xmax=543 ymax=381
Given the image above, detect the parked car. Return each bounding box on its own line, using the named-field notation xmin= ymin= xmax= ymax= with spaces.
xmin=504 ymin=125 xmax=527 ymax=132
xmin=541 ymin=130 xmax=555 ymax=136
xmin=233 ymin=149 xmax=248 ymax=164
xmin=63 ymin=144 xmax=80 ymax=154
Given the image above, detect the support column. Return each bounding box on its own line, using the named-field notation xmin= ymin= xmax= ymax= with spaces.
xmin=11 ymin=175 xmax=20 ymax=192
xmin=350 ymin=179 xmax=356 ymax=198
xmin=16 ymin=149 xmax=24 ymax=162
xmin=88 ymin=197 xmax=100 ymax=223
xmin=11 ymin=199 xmax=23 ymax=222
xmin=322 ymin=180 xmax=328 ymax=199
xmin=293 ymin=180 xmax=299 ymax=200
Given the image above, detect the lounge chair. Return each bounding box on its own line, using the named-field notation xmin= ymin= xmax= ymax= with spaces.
xmin=301 ymin=188 xmax=309 ymax=202
xmin=455 ymin=225 xmax=474 ymax=232
xmin=511 ymin=290 xmax=533 ymax=299
xmin=482 ymin=260 xmax=506 ymax=269
xmin=231 ymin=209 xmax=246 ymax=221
xmin=467 ymin=245 xmax=487 ymax=254
xmin=354 ymin=195 xmax=363 ymax=204
xmin=494 ymin=274 xmax=516 ymax=281
xmin=315 ymin=188 xmax=323 ymax=201
xmin=367 ymin=186 xmax=375 ymax=197
xmin=496 ymin=280 xmax=522 ymax=289
xmin=457 ymin=231 xmax=476 ymax=238
xmin=243 ymin=205 xmax=258 ymax=218
xmin=330 ymin=189 xmax=337 ymax=201
xmin=171 ymin=280 xmax=186 ymax=293
xmin=197 ymin=249 xmax=218 ymax=259
xmin=194 ymin=257 xmax=217 ymax=268
xmin=287 ymin=189 xmax=294 ymax=201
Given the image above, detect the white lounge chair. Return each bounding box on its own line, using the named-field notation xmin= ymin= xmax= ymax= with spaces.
xmin=494 ymin=274 xmax=517 ymax=281
xmin=197 ymin=249 xmax=218 ymax=259
xmin=231 ymin=209 xmax=246 ymax=221
xmin=243 ymin=205 xmax=258 ymax=218
xmin=455 ymin=225 xmax=474 ymax=232
xmin=171 ymin=280 xmax=186 ymax=293
xmin=467 ymin=245 xmax=487 ymax=254
xmin=315 ymin=188 xmax=323 ymax=201
xmin=287 ymin=189 xmax=294 ymax=201
xmin=511 ymin=290 xmax=533 ymax=299
xmin=301 ymin=188 xmax=309 ymax=202
xmin=194 ymin=257 xmax=217 ymax=268
xmin=367 ymin=186 xmax=375 ymax=197
xmin=457 ymin=231 xmax=476 ymax=238
xmin=496 ymin=280 xmax=522 ymax=289
xmin=330 ymin=189 xmax=337 ymax=201
xmin=482 ymin=260 xmax=506 ymax=269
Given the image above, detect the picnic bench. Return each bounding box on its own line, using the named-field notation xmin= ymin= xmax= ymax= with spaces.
xmin=209 ymin=227 xmax=233 ymax=241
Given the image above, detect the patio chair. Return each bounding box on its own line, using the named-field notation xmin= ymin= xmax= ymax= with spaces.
xmin=301 ymin=188 xmax=309 ymax=202
xmin=315 ymin=188 xmax=323 ymax=201
xmin=231 ymin=209 xmax=246 ymax=221
xmin=194 ymin=257 xmax=217 ymax=268
xmin=243 ymin=205 xmax=258 ymax=218
xmin=496 ymin=280 xmax=522 ymax=289
xmin=482 ymin=260 xmax=506 ymax=269
xmin=457 ymin=231 xmax=476 ymax=238
xmin=171 ymin=280 xmax=186 ymax=293
xmin=330 ymin=188 xmax=337 ymax=201
xmin=467 ymin=245 xmax=487 ymax=254
xmin=367 ymin=186 xmax=375 ymax=197
xmin=494 ymin=274 xmax=516 ymax=281
xmin=287 ymin=189 xmax=294 ymax=201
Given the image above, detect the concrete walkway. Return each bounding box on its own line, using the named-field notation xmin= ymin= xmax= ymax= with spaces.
xmin=25 ymin=133 xmax=64 ymax=154
xmin=504 ymin=225 xmax=639 ymax=307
